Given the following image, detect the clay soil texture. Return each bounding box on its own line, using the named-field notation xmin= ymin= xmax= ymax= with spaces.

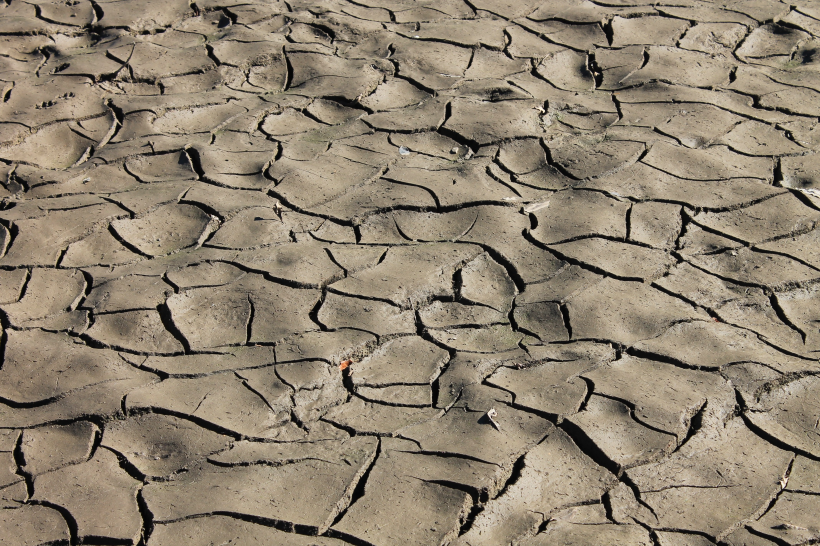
xmin=2 ymin=0 xmax=820 ymax=544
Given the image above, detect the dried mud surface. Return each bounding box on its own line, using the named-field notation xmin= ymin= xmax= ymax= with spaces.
xmin=2 ymin=0 xmax=820 ymax=544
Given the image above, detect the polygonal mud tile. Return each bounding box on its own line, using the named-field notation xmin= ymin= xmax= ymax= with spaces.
xmin=389 ymin=37 xmax=472 ymax=89
xmin=32 ymin=448 xmax=142 ymax=544
xmin=331 ymin=243 xmax=482 ymax=307
xmin=584 ymin=354 xmax=733 ymax=441
xmin=536 ymin=49 xmax=594 ymax=91
xmin=428 ymin=324 xmax=524 ymax=353
xmin=269 ymin=153 xmax=382 ymax=210
xmin=776 ymin=284 xmax=820 ymax=351
xmin=358 ymin=77 xmax=431 ymax=111
xmin=487 ymin=359 xmax=590 ymax=418
xmin=1 ymin=204 xmax=127 ymax=267
xmin=781 ymin=153 xmax=820 ymax=190
xmin=546 ymin=136 xmax=644 ymax=179
xmin=627 ymin=417 xmax=792 ymax=539
xmin=311 ymin=179 xmax=439 ymax=220
xmin=61 ymin=230 xmax=142 ymax=267
xmin=744 ymin=374 xmax=820 ymax=458
xmin=124 ymin=152 xmax=197 ymax=183
xmin=529 ymin=190 xmax=629 ymax=244
xmin=102 ymin=413 xmax=232 ymax=478
xmin=165 ymin=286 xmax=251 ymax=349
xmin=679 ymin=22 xmax=748 ymax=55
xmin=566 ymin=394 xmax=676 ymax=470
xmin=694 ymin=193 xmax=820 ymax=244
xmin=689 ymin=247 xmax=820 ymax=289
xmin=505 ymin=24 xmax=566 ymax=58
xmin=593 ymin=46 xmax=645 ymax=90
xmin=392 ymin=208 xmax=478 ymax=242
xmin=323 ymin=396 xmax=442 ymax=435
xmin=83 ymin=275 xmax=172 ymax=313
xmin=144 ymin=438 xmax=377 ymax=534
xmin=579 ymin=162 xmax=781 ymax=210
xmin=287 ymin=52 xmax=386 ymax=99
xmin=149 ymin=515 xmax=349 ymax=546
xmin=718 ymin=120 xmax=804 ymax=156
xmin=111 ymin=203 xmax=212 ymax=257
xmin=516 ymin=265 xmax=603 ymax=305
xmin=628 ymin=201 xmax=681 ymax=249
xmin=655 ymin=530 xmax=717 ymax=546
xmin=678 ymin=224 xmax=744 ymax=256
xmin=400 ymin=17 xmax=508 ymax=48
xmin=0 ymin=270 xmax=26 ymax=304
xmin=331 ymin=452 xmax=471 ymax=546
xmin=737 ymin=23 xmax=808 ymax=60
xmin=619 ymin=102 xmax=742 ymax=148
xmin=0 ymin=505 xmax=70 ymax=546
xmin=548 ymin=238 xmax=676 ymax=281
xmin=165 ymin=261 xmax=246 ymax=289
xmin=723 ymin=527 xmax=782 ymax=546
xmin=351 ymin=336 xmax=448 ymax=388
xmin=452 ymin=428 xmax=616 ymax=546
xmin=275 ymin=329 xmax=376 ymax=365
xmin=497 ymin=139 xmax=548 ymax=174
xmin=19 ymin=421 xmax=97 ymax=476
xmin=634 ymin=320 xmax=816 ymax=373
xmin=0 ymin=329 xmax=153 ymax=404
xmin=643 ymin=142 xmax=772 ymax=181
xmin=748 ymin=492 xmax=820 ymax=544
xmin=153 ymin=102 xmax=247 ymax=135
xmin=385 ymin=159 xmax=517 ymax=207
xmin=420 ymin=301 xmax=507 ymax=328
xmin=787 ymin=456 xmax=820 ymax=494
xmin=565 ymin=277 xmax=708 ymax=344
xmin=1 ymin=268 xmax=85 ymax=325
xmin=233 ymin=242 xmax=343 ymax=288
xmin=513 ymin=302 xmax=568 ymax=342
xmin=0 ymin=123 xmax=93 ymax=170
xmin=402 ymin=403 xmax=551 ymax=466
xmin=318 ymin=292 xmax=416 ymax=335
xmin=134 ymin=345 xmax=275 ymax=376
xmin=611 ymin=15 xmax=689 ymax=46
xmin=126 ymin=373 xmax=290 ymax=439
xmin=715 ymin=295 xmax=807 ymax=354
xmin=433 ymin=348 xmax=527 ymax=409
xmin=275 ymin=360 xmax=347 ymax=424
xmin=621 ymin=46 xmax=735 ymax=88
xmin=460 ymin=252 xmax=517 ymax=312
xmin=520 ymin=519 xmax=653 ymax=545
xmin=357 ymin=384 xmax=432 ymax=406
xmin=86 ymin=309 xmax=183 ymax=354
xmin=519 ymin=19 xmax=606 ymax=50
xmin=464 ymin=46 xmax=531 ymax=79
xmin=444 ymin=98 xmax=546 ymax=144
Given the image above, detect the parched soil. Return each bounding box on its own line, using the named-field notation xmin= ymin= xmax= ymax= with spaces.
xmin=2 ymin=0 xmax=820 ymax=544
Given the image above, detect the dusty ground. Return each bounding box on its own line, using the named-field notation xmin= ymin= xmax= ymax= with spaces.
xmin=1 ymin=0 xmax=820 ymax=544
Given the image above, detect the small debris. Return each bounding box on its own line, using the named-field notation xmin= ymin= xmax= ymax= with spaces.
xmin=398 ymin=146 xmax=411 ymax=156
xmin=486 ymin=408 xmax=501 ymax=431
xmin=523 ymin=200 xmax=550 ymax=213
xmin=339 ymin=359 xmax=352 ymax=371
xmin=450 ymin=147 xmax=459 ymax=154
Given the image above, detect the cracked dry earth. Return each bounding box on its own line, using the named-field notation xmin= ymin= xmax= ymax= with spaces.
xmin=4 ymin=1 xmax=820 ymax=546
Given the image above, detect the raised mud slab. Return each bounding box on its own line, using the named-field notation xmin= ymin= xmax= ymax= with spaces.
xmin=2 ymin=0 xmax=820 ymax=544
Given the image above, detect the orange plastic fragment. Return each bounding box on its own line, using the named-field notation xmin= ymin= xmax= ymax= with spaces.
xmin=339 ymin=360 xmax=352 ymax=371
